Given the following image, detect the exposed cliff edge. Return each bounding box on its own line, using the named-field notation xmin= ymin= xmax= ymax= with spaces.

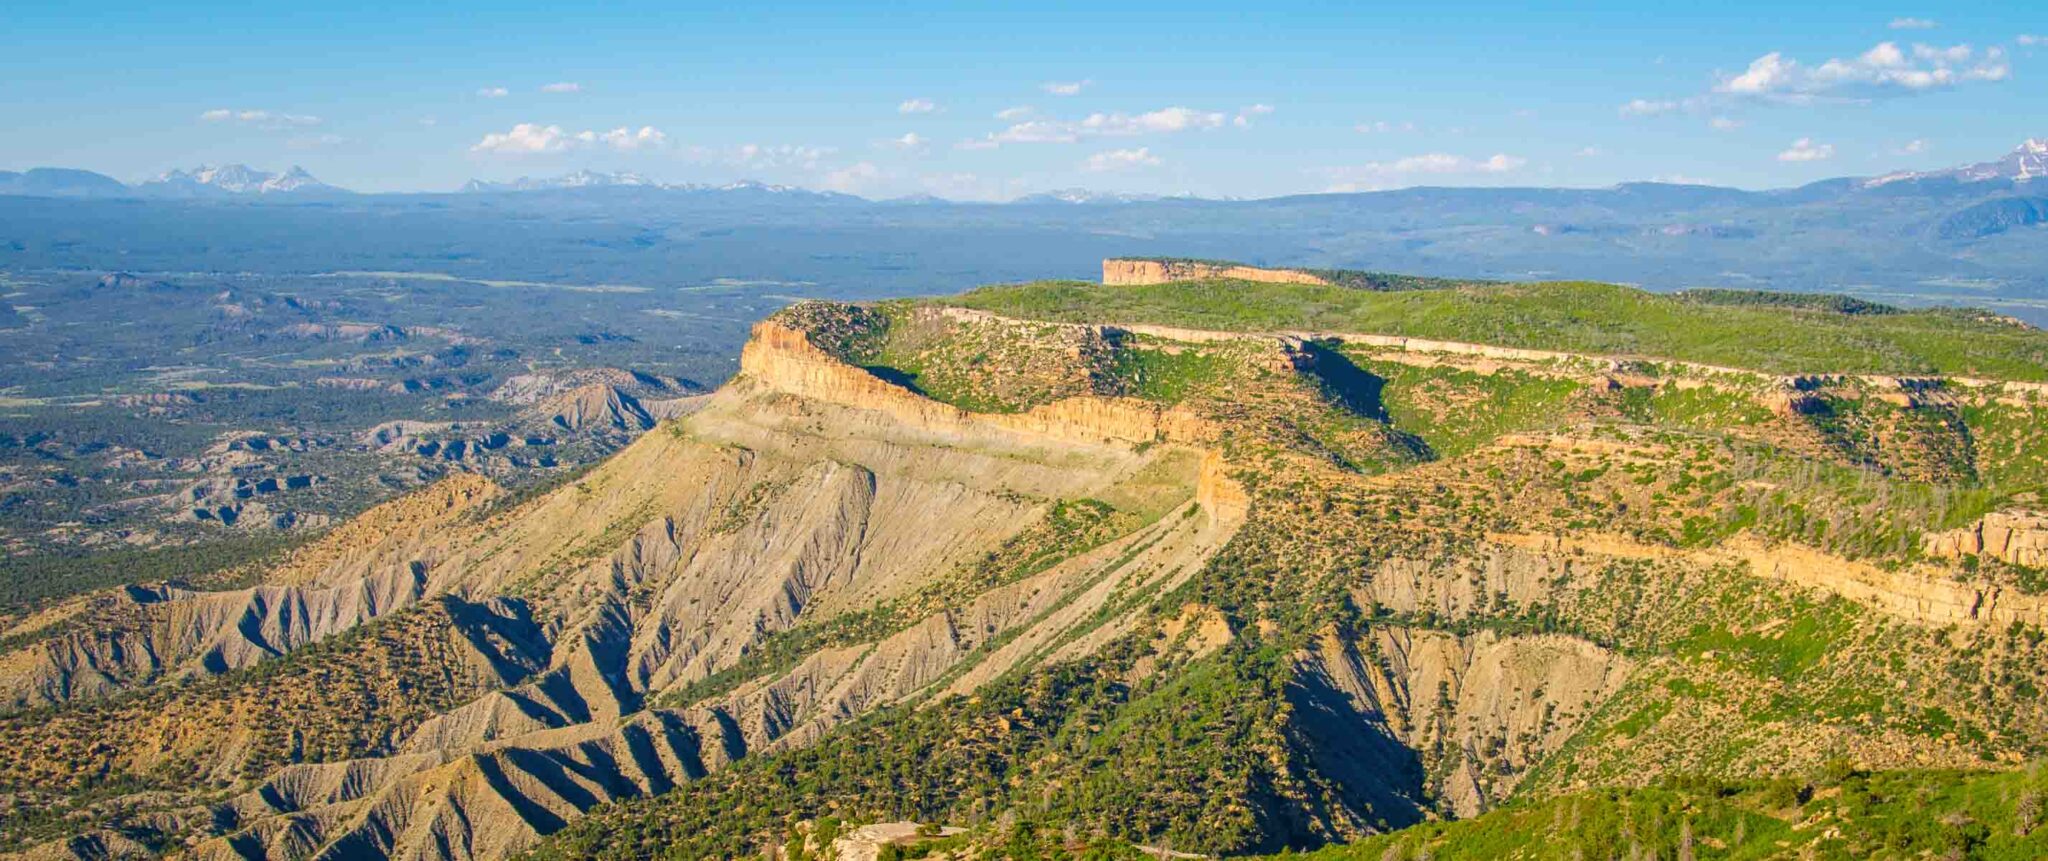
xmin=9 ymin=283 xmax=2048 ymax=861
xmin=1924 ymin=509 xmax=2048 ymax=569
xmin=1103 ymin=257 xmax=1331 ymax=287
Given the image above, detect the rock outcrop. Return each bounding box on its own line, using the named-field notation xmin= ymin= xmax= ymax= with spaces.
xmin=1103 ymin=258 xmax=1331 ymax=287
xmin=1924 ymin=509 xmax=2048 ymax=569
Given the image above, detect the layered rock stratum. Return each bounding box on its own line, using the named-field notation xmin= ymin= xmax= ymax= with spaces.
xmin=5 ymin=267 xmax=2048 ymax=860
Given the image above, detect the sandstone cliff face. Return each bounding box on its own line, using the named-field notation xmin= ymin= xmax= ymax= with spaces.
xmin=1925 ymin=510 xmax=2048 ymax=569
xmin=0 ymin=312 xmax=1249 ymax=860
xmin=1102 ymin=258 xmax=1332 ymax=287
xmin=13 ymin=298 xmax=2046 ymax=861
xmin=740 ymin=318 xmax=1217 ymax=448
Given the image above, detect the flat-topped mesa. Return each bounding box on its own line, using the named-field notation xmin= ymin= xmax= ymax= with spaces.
xmin=737 ymin=317 xmax=1216 ymax=449
xmin=1103 ymin=257 xmax=1331 ymax=287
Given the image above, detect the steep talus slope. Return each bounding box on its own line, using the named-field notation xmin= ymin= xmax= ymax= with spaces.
xmin=529 ymin=280 xmax=2048 ymax=859
xmin=0 ymin=475 xmax=503 ymax=710
xmin=12 ymin=270 xmax=2048 ymax=860
xmin=0 ymin=301 xmax=1259 ymax=859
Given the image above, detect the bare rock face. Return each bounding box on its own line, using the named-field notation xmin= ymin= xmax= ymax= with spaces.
xmin=1289 ymin=626 xmax=1631 ymax=822
xmin=528 ymin=384 xmax=654 ymax=433
xmin=0 ymin=474 xmax=502 ymax=710
xmin=15 ymin=298 xmax=2043 ymax=861
xmin=1102 ymin=258 xmax=1332 ymax=287
xmin=1925 ymin=510 xmax=2048 ymax=569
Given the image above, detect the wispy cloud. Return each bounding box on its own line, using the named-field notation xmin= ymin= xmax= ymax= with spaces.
xmin=200 ymin=109 xmax=322 ymax=130
xmin=1709 ymin=116 xmax=1745 ymax=130
xmin=540 ymin=82 xmax=582 ymax=94
xmin=1042 ymin=79 xmax=1090 ymax=96
xmin=1619 ymin=98 xmax=1682 ymax=117
xmin=1086 ymin=106 xmax=1226 ymax=134
xmin=995 ymin=106 xmax=1033 ymax=120
xmin=470 ymin=123 xmax=667 ymax=154
xmin=1894 ymin=138 xmax=1931 ymax=154
xmin=2021 ymin=34 xmax=2045 ymax=47
xmin=1576 ymin=146 xmax=1606 ymax=157
xmin=477 ymin=86 xmax=509 ymax=98
xmin=727 ymin=143 xmax=835 ymax=169
xmin=287 ymin=133 xmax=348 ymax=150
xmin=823 ymin=161 xmax=882 ymax=193
xmin=963 ymin=105 xmax=1231 ymax=149
xmin=1355 ymin=120 xmax=1417 ymax=134
xmin=1232 ymin=103 xmax=1274 ymax=128
xmin=1320 ymin=152 xmax=1527 ymax=192
xmin=1776 ymin=137 xmax=1835 ymax=162
xmin=1083 ymin=147 xmax=1162 ymax=172
xmin=882 ymin=132 xmax=928 ymax=152
xmin=1888 ymin=17 xmax=1937 ymax=30
xmin=898 ymin=97 xmax=937 ymax=114
xmin=1717 ymin=41 xmax=2008 ymax=101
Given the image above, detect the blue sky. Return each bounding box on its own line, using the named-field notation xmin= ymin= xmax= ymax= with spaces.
xmin=4 ymin=1 xmax=2045 ymax=198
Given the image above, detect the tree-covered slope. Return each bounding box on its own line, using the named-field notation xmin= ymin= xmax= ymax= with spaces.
xmin=954 ymin=278 xmax=2048 ymax=380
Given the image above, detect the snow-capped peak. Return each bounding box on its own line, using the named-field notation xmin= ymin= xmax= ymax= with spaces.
xmin=145 ymin=164 xmax=334 ymax=194
xmin=1864 ymin=138 xmax=2048 ymax=188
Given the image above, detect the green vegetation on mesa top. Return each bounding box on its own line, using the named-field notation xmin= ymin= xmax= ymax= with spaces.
xmin=1114 ymin=257 xmax=1496 ymax=292
xmin=1287 ymin=763 xmax=2048 ymax=861
xmin=950 ymin=278 xmax=2048 ymax=381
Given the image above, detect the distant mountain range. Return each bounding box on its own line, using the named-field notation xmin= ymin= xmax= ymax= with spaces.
xmin=0 ymin=163 xmax=343 ymax=198
xmin=7 ymin=139 xmax=2048 ymax=320
xmin=4 ymin=139 xmax=2046 ymax=204
xmin=458 ymin=170 xmax=856 ymax=200
xmin=142 ymin=164 xmax=338 ymax=196
xmin=1866 ymin=138 xmax=2048 ymax=188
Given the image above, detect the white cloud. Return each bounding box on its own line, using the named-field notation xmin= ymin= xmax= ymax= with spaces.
xmin=1082 ymin=106 xmax=1227 ymax=135
xmin=975 ymin=120 xmax=1078 ymax=146
xmin=883 ymin=132 xmax=928 ymax=151
xmin=1896 ymin=138 xmax=1931 ymax=154
xmin=1355 ymin=120 xmax=1417 ymax=134
xmin=964 ymin=105 xmax=1229 ymax=149
xmin=1233 ymin=103 xmax=1275 ymax=128
xmin=1042 ymin=79 xmax=1090 ymax=96
xmin=1576 ymin=146 xmax=1606 ymax=157
xmin=1776 ymin=137 xmax=1835 ymax=162
xmin=995 ymin=105 xmax=1033 ymax=120
xmin=823 ymin=161 xmax=883 ymax=193
xmin=729 ymin=143 xmax=835 ymax=169
xmin=1321 ymin=152 xmax=1527 ymax=192
xmin=540 ymin=82 xmax=582 ymax=94
xmin=1083 ymin=147 xmax=1162 ymax=172
xmin=1709 ymin=116 xmax=1745 ymax=130
xmin=898 ymin=97 xmax=937 ymax=114
xmin=473 ymin=123 xmax=572 ymax=154
xmin=1717 ymin=41 xmax=2009 ymax=100
xmin=477 ymin=86 xmax=509 ymax=98
xmin=199 ymin=109 xmax=322 ymax=130
xmin=1889 ymin=17 xmax=1937 ymax=30
xmin=471 ymin=123 xmax=668 ymax=154
xmin=583 ymin=126 xmax=667 ymax=151
xmin=2021 ymin=34 xmax=2044 ymax=47
xmin=1653 ymin=173 xmax=1717 ymax=185
xmin=1620 ymin=98 xmax=1682 ymax=117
